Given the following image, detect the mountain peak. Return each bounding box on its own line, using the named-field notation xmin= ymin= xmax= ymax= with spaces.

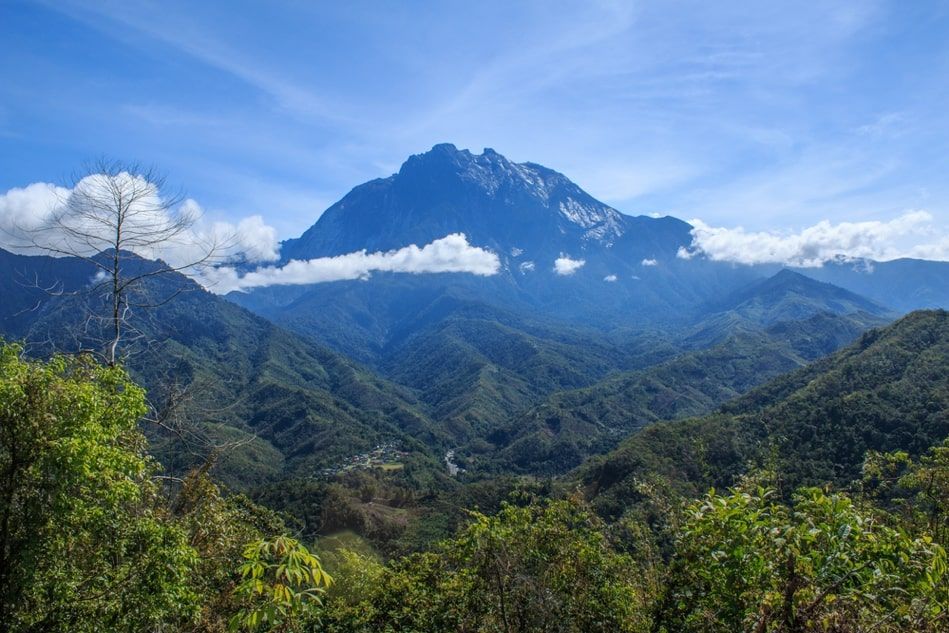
xmin=711 ymin=268 xmax=891 ymax=325
xmin=401 ymin=143 xmax=514 ymax=174
xmin=284 ymin=144 xmax=634 ymax=260
xmin=765 ymin=268 xmax=815 ymax=287
xmin=773 ymin=268 xmax=804 ymax=279
xmin=760 ymin=269 xmax=852 ymax=293
xmin=402 ymin=144 xmax=627 ymax=236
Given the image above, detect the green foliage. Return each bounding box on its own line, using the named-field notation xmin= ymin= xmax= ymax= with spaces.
xmin=488 ymin=331 xmax=800 ymax=473
xmin=231 ymin=536 xmax=332 ymax=632
xmin=0 ymin=251 xmax=446 ymax=491
xmin=0 ymin=343 xmax=199 ymax=632
xmin=0 ymin=342 xmax=329 ymax=633
xmin=485 ymin=309 xmax=882 ymax=476
xmin=0 ymin=246 xmax=946 ymax=633
xmin=897 ymin=442 xmax=949 ymax=546
xmin=381 ymin=316 xmax=640 ymax=443
xmin=660 ymin=483 xmax=948 ymax=632
xmin=173 ymin=468 xmax=289 ymax=633
xmin=324 ymin=497 xmax=656 ymax=632
xmin=862 ymin=441 xmax=949 ymax=547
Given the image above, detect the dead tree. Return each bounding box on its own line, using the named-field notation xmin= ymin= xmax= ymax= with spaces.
xmin=10 ymin=160 xmax=255 ymax=474
xmin=26 ymin=159 xmax=225 ymax=366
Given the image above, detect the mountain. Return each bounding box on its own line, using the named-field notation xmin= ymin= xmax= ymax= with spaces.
xmin=706 ymin=269 xmax=889 ymax=324
xmin=4 ymin=145 xmax=927 ymax=494
xmin=225 ymin=147 xmax=916 ymax=468
xmin=792 ymin=257 xmax=949 ymax=312
xmin=579 ymin=309 xmax=949 ymax=519
xmin=471 ymin=309 xmax=886 ymax=475
xmin=684 ymin=269 xmax=892 ymax=347
xmin=476 ymin=271 xmax=892 ymax=476
xmin=231 ymin=145 xmax=945 ymax=369
xmin=0 ymin=248 xmax=446 ymax=489
xmin=2 ymin=246 xmax=887 ymax=488
xmin=377 ymin=312 xmax=679 ymax=443
xmin=229 ymin=145 xmax=767 ymax=355
xmin=282 ymin=143 xmax=636 ymax=259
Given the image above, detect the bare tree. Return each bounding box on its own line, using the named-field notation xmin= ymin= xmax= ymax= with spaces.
xmin=6 ymin=160 xmax=256 ymax=479
xmin=25 ymin=159 xmax=226 ymax=366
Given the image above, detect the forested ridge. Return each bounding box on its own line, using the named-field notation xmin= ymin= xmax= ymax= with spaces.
xmin=0 ymin=150 xmax=944 ymax=632
xmin=2 ymin=310 xmax=947 ymax=632
xmin=581 ymin=310 xmax=949 ymax=518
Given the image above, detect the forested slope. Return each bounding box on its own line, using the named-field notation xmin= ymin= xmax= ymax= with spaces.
xmin=581 ymin=309 xmax=949 ymax=518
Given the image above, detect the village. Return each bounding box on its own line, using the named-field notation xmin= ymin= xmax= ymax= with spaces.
xmin=317 ymin=442 xmax=410 ymax=479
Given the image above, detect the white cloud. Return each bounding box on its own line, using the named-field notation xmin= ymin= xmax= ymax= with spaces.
xmin=203 ymin=233 xmax=500 ymax=293
xmin=510 ymin=246 xmax=523 ymax=257
xmin=553 ymin=254 xmax=585 ymax=275
xmin=232 ymin=215 xmax=280 ymax=262
xmin=180 ymin=199 xmax=280 ymax=263
xmin=603 ymin=274 xmax=617 ymax=282
xmin=907 ymin=234 xmax=949 ymax=260
xmin=0 ymin=180 xmax=281 ymax=267
xmin=0 ymin=182 xmax=70 ymax=234
xmin=678 ymin=211 xmax=949 ymax=266
xmin=519 ymin=260 xmax=536 ymax=273
xmin=641 ymin=258 xmax=658 ymax=266
xmin=856 ymin=112 xmax=905 ymax=138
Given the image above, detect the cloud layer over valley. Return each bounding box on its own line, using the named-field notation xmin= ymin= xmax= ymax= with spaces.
xmin=3 ymin=175 xmax=946 ymax=294
xmin=204 ymin=233 xmax=501 ymax=293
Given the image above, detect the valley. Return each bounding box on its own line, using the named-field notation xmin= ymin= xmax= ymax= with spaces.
xmin=1 ymin=145 xmax=946 ymax=632
xmin=5 ymin=3 xmax=949 ymax=629
xmin=1 ymin=145 xmax=941 ymax=547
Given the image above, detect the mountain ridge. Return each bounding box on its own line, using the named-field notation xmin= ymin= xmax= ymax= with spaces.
xmin=281 ymin=143 xmax=656 ymax=262
xmin=580 ymin=309 xmax=949 ymax=518
xmin=232 ymin=144 xmax=945 ymax=365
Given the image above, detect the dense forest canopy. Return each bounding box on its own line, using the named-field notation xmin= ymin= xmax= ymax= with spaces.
xmin=1 ymin=310 xmax=947 ymax=632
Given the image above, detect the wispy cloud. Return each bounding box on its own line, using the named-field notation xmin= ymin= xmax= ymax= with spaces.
xmin=204 ymin=233 xmax=500 ymax=293
xmin=38 ymin=0 xmax=351 ymax=125
xmin=5 ymin=0 xmax=949 ymax=240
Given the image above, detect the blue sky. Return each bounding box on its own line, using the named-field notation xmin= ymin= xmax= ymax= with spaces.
xmin=2 ymin=0 xmax=948 ymax=242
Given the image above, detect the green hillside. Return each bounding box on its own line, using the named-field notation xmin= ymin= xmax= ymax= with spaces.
xmin=581 ymin=309 xmax=949 ymax=519
xmin=472 ymin=311 xmax=883 ymax=474
xmin=0 ymin=250 xmax=444 ymax=489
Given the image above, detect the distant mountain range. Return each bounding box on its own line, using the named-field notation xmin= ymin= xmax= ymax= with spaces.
xmin=231 ymin=144 xmax=947 ymax=362
xmin=0 ymin=143 xmax=946 ymax=498
xmin=467 ymin=272 xmax=891 ymax=475
xmin=0 ymin=248 xmax=894 ymax=487
xmin=222 ymin=145 xmax=940 ymax=465
xmin=0 ymin=248 xmax=447 ymax=490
